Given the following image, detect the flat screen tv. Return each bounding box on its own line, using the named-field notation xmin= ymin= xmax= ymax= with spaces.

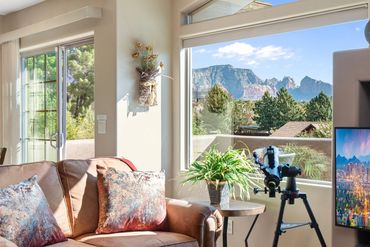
xmin=335 ymin=127 xmax=370 ymax=230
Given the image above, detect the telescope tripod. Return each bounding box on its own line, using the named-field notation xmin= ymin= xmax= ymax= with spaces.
xmin=273 ymin=190 xmax=327 ymax=247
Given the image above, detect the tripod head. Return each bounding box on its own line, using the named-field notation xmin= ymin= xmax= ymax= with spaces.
xmin=253 ymin=146 xmax=301 ymax=199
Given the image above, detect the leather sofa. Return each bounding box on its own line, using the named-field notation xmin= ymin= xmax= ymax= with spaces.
xmin=0 ymin=158 xmax=223 ymax=247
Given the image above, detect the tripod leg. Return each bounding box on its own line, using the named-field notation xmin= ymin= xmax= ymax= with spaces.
xmin=301 ymin=196 xmax=327 ymax=247
xmin=273 ymin=196 xmax=287 ymax=247
xmin=223 ymin=216 xmax=228 ymax=247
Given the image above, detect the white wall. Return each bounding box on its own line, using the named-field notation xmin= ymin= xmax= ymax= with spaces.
xmin=115 ymin=0 xmax=173 ymax=192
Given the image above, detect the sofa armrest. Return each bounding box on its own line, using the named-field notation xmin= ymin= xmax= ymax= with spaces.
xmin=166 ymin=198 xmax=223 ymax=247
xmin=0 ymin=237 xmax=17 ymax=247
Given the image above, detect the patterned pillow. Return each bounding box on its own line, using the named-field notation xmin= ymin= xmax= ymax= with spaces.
xmin=0 ymin=176 xmax=67 ymax=247
xmin=96 ymin=165 xmax=166 ymax=234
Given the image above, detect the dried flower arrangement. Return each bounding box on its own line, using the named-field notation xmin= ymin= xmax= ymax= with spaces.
xmin=132 ymin=42 xmax=164 ymax=106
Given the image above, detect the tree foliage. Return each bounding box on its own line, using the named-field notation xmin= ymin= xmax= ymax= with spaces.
xmin=254 ymin=88 xmax=305 ymax=131
xmin=253 ymin=91 xmax=278 ymax=131
xmin=67 ymin=44 xmax=95 ymax=119
xmin=305 ymin=91 xmax=332 ymax=121
xmin=281 ymin=143 xmax=331 ymax=181
xmin=232 ymin=100 xmax=255 ymax=133
xmin=205 ymin=83 xmax=231 ymax=114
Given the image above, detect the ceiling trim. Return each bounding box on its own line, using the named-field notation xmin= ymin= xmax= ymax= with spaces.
xmin=0 ymin=6 xmax=102 ymax=44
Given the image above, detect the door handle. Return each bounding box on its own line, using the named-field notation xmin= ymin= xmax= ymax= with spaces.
xmin=50 ymin=133 xmax=58 ymax=149
xmin=59 ymin=133 xmax=65 ymax=149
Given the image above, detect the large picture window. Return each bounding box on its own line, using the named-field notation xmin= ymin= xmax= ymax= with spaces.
xmin=188 ymin=20 xmax=368 ymax=181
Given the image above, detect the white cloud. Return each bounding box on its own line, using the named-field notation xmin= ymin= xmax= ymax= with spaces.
xmin=213 ymin=42 xmax=256 ymax=58
xmin=195 ymin=48 xmax=207 ymax=53
xmin=213 ymin=42 xmax=294 ymax=64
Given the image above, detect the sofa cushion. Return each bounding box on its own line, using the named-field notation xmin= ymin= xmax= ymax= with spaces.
xmin=76 ymin=231 xmax=199 ymax=247
xmin=57 ymin=158 xmax=134 ymax=237
xmin=0 ymin=176 xmax=67 ymax=247
xmin=96 ymin=167 xmax=166 ymax=233
xmin=0 ymin=236 xmax=17 ymax=247
xmin=47 ymin=239 xmax=94 ymax=247
xmin=0 ymin=161 xmax=72 ymax=236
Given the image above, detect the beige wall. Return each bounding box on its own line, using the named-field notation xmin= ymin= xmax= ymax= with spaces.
xmin=115 ymin=0 xmax=173 ymax=193
xmin=332 ymin=48 xmax=370 ymax=247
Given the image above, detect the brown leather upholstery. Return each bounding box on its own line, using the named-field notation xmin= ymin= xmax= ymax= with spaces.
xmin=0 ymin=159 xmax=222 ymax=246
xmin=75 ymin=231 xmax=198 ymax=247
xmin=48 ymin=239 xmax=94 ymax=247
xmin=0 ymin=161 xmax=72 ymax=237
xmin=57 ymin=158 xmax=133 ymax=237
xmin=0 ymin=236 xmax=17 ymax=247
xmin=166 ymin=199 xmax=223 ymax=247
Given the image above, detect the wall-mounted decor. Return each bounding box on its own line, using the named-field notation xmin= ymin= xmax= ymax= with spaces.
xmin=132 ymin=42 xmax=164 ymax=107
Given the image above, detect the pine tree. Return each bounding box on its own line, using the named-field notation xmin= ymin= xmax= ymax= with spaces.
xmin=305 ymin=91 xmax=332 ymax=121
xmin=254 ymin=88 xmax=305 ymax=131
xmin=275 ymin=88 xmax=305 ymax=127
xmin=254 ymin=91 xmax=278 ymax=131
xmin=205 ymin=83 xmax=231 ymax=114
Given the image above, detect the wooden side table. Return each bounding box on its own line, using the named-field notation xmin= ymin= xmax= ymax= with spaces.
xmin=188 ymin=199 xmax=265 ymax=247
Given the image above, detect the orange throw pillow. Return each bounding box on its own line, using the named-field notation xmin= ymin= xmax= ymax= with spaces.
xmin=96 ymin=165 xmax=166 ymax=234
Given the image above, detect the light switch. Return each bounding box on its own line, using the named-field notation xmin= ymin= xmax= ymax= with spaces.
xmin=97 ymin=114 xmax=107 ymax=134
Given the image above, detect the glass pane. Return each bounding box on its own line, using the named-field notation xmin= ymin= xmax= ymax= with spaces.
xmin=46 ymin=82 xmax=57 ymax=110
xmin=190 ymin=0 xmax=297 ymax=23
xmin=34 ymin=54 xmax=45 ymax=82
xmin=27 ymin=112 xmax=46 ymax=139
xmin=65 ymin=43 xmax=95 ymax=159
xmin=190 ymin=20 xmax=368 ymax=181
xmin=27 ymin=140 xmax=45 ymax=163
xmin=26 ymin=57 xmax=34 ymax=83
xmin=26 ymin=84 xmax=44 ymax=112
xmin=46 ymin=112 xmax=57 ymax=139
xmin=22 ymin=51 xmax=57 ymax=163
xmin=46 ymin=53 xmax=56 ymax=81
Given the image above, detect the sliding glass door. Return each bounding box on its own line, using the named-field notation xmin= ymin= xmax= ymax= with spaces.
xmin=21 ymin=40 xmax=95 ymax=163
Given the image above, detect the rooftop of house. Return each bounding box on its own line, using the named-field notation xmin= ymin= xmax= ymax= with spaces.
xmin=271 ymin=121 xmax=320 ymax=137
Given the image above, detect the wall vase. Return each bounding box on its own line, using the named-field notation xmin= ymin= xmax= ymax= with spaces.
xmin=138 ymin=80 xmax=157 ymax=106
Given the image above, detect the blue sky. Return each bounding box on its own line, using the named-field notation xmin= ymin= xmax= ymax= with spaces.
xmin=336 ymin=129 xmax=370 ymax=159
xmin=192 ymin=19 xmax=368 ymax=84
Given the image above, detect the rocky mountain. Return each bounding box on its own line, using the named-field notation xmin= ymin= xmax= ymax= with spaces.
xmin=336 ymin=155 xmax=363 ymax=168
xmin=192 ymin=64 xmax=333 ymax=101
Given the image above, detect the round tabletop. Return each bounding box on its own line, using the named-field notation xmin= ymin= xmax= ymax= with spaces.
xmin=187 ymin=199 xmax=266 ymax=217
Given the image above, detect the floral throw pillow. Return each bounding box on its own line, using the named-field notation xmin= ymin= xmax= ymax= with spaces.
xmin=0 ymin=176 xmax=67 ymax=247
xmin=96 ymin=165 xmax=166 ymax=234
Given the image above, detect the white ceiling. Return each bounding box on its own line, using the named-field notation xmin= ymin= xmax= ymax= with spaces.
xmin=0 ymin=0 xmax=44 ymax=15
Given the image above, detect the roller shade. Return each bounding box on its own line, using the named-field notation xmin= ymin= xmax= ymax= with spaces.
xmin=183 ymin=1 xmax=368 ymax=48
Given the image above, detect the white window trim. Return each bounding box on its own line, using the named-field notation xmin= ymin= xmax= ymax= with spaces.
xmin=181 ymin=0 xmax=368 ymax=47
xmin=180 ymin=0 xmax=369 ymax=184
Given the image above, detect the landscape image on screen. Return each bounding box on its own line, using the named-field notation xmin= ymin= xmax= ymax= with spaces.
xmin=336 ymin=128 xmax=370 ymax=229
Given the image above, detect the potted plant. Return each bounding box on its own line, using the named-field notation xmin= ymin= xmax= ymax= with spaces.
xmin=132 ymin=42 xmax=164 ymax=106
xmin=183 ymin=146 xmax=258 ymax=205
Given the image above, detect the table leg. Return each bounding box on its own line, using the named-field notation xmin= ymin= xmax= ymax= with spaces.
xmin=223 ymin=216 xmax=229 ymax=247
xmin=244 ymin=214 xmax=260 ymax=247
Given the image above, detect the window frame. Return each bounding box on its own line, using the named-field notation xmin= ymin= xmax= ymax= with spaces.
xmin=180 ymin=0 xmax=368 ymax=184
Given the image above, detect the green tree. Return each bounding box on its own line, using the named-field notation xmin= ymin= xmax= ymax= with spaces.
xmin=232 ymin=100 xmax=255 ymax=134
xmin=305 ymin=91 xmax=332 ymax=121
xmin=253 ymin=91 xmax=279 ymax=131
xmin=275 ymin=88 xmax=305 ymax=127
xmin=67 ymin=44 xmax=95 ymax=119
xmin=254 ymin=88 xmax=304 ymax=131
xmin=205 ymin=83 xmax=231 ymax=114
